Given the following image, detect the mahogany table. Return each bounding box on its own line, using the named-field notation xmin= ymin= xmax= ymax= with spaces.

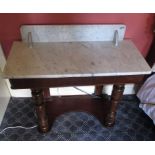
xmin=3 ymin=40 xmax=151 ymax=133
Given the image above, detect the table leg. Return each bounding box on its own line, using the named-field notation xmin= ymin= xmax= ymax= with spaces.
xmin=105 ymin=84 xmax=125 ymax=127
xmin=31 ymin=89 xmax=49 ymax=133
xmin=95 ymin=85 xmax=103 ymax=96
xmin=43 ymin=88 xmax=50 ymax=98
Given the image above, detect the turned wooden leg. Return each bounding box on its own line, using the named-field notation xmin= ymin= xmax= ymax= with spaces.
xmin=95 ymin=85 xmax=103 ymax=96
xmin=43 ymin=88 xmax=50 ymax=98
xmin=31 ymin=89 xmax=49 ymax=133
xmin=105 ymin=84 xmax=125 ymax=127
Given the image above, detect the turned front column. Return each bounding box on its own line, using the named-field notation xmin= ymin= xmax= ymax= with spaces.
xmin=31 ymin=89 xmax=49 ymax=133
xmin=94 ymin=85 xmax=103 ymax=96
xmin=105 ymin=84 xmax=125 ymax=127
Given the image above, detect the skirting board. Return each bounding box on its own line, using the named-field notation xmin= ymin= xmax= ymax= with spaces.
xmin=8 ymin=84 xmax=136 ymax=97
xmin=50 ymin=84 xmax=136 ymax=96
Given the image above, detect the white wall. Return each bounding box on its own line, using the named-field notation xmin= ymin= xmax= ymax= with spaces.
xmin=0 ymin=45 xmax=10 ymax=125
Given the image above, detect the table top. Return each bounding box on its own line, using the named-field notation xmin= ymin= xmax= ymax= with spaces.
xmin=3 ymin=40 xmax=151 ymax=79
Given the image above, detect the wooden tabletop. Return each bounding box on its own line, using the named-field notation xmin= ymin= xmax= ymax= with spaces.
xmin=3 ymin=40 xmax=151 ymax=79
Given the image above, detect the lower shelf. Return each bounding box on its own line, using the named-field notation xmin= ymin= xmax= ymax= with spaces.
xmin=45 ymin=95 xmax=110 ymax=128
